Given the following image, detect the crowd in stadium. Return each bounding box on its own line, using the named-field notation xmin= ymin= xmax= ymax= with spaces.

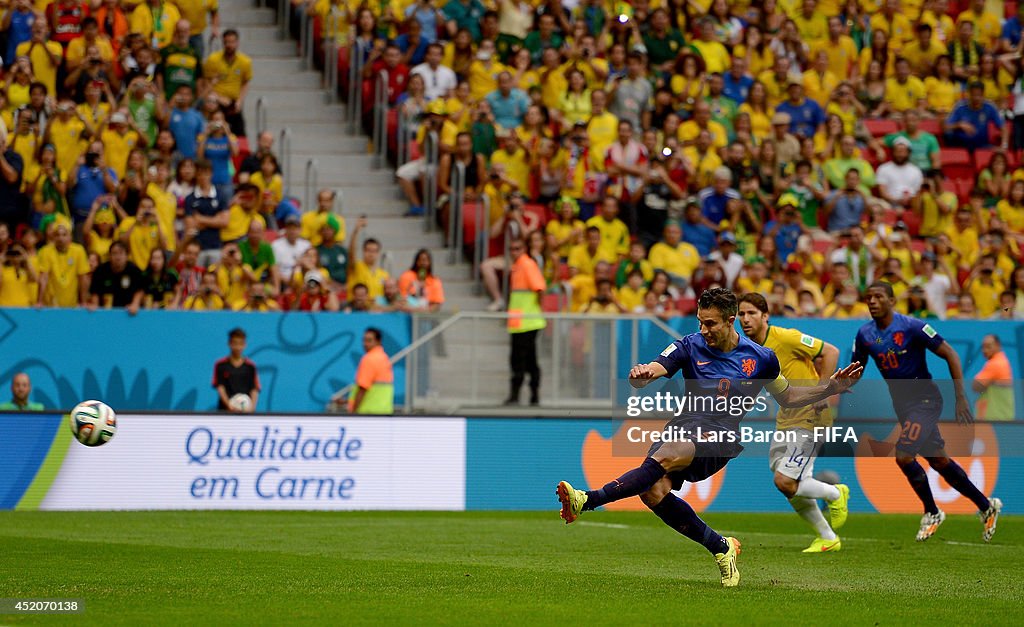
xmin=334 ymin=0 xmax=1024 ymax=321
xmin=5 ymin=0 xmax=1024 ymax=319
xmin=0 ymin=0 xmax=442 ymax=313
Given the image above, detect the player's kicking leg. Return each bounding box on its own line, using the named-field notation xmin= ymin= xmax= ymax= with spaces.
xmin=557 ymin=438 xmax=742 ymax=587
xmin=769 ymin=430 xmax=848 ymax=552
xmin=925 ymin=455 xmax=1003 ymax=542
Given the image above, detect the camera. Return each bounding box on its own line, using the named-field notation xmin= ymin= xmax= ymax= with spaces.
xmin=85 ymin=152 xmax=99 ymax=167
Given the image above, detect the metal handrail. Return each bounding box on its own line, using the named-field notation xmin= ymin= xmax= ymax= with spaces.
xmin=326 ymin=312 xmax=680 ymax=412
xmin=395 ymin=106 xmax=410 ymax=168
xmin=471 ymin=194 xmax=490 ymax=291
xmin=304 ymin=158 xmax=319 ymax=214
xmin=322 ymin=10 xmax=340 ymax=103
xmin=423 ymin=130 xmax=439 ymax=232
xmin=372 ymin=71 xmax=389 ymax=169
xmin=347 ymin=40 xmax=365 ymax=134
xmin=300 ymin=8 xmax=314 ymax=70
xmin=447 ymin=161 xmax=466 ymax=263
xmin=279 ymin=127 xmax=292 ymax=196
xmin=207 ymin=32 xmax=221 ymax=55
xmin=277 ymin=0 xmax=289 ymax=40
xmin=255 ymin=97 xmax=268 ymax=136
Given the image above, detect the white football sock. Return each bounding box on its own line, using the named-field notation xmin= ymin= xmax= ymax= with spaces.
xmin=795 ymin=478 xmax=841 ymax=501
xmin=789 ymin=496 xmax=837 ymax=541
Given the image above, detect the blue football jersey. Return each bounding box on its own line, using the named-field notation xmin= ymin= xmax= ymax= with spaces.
xmin=654 ymin=332 xmax=784 ymax=430
xmin=853 ymin=313 xmax=945 ymax=403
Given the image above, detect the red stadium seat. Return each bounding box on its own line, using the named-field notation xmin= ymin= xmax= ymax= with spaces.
xmin=975 ymin=148 xmax=995 ymax=171
xmin=541 ymin=293 xmax=562 ymax=312
xmin=901 ymin=210 xmax=921 ymax=237
xmin=523 ymin=203 xmax=549 ymax=229
xmin=1008 ymin=1 xmax=1018 ymax=18
xmin=940 ymin=148 xmax=972 ymax=166
xmin=918 ymin=118 xmax=942 ymax=137
xmin=941 ymin=179 xmax=958 ymax=195
xmin=864 ymin=119 xmax=900 ymax=138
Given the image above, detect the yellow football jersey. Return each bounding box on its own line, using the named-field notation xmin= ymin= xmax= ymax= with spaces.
xmin=762 ymin=325 xmax=833 ymax=430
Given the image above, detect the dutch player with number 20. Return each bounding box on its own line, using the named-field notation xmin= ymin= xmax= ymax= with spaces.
xmin=853 ymin=282 xmax=1003 ymax=543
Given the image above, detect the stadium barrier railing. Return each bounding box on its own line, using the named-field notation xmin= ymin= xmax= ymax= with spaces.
xmin=304 ymin=158 xmax=319 ymax=215
xmin=372 ymin=71 xmax=389 ymax=169
xmin=279 ymin=127 xmax=292 ymax=197
xmin=347 ymin=43 xmax=364 ymax=135
xmin=423 ymin=130 xmax=440 ymax=232
xmin=447 ymin=161 xmax=466 ymax=262
xmin=254 ymin=96 xmax=268 ymax=138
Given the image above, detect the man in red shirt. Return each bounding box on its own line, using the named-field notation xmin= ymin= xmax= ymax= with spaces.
xmin=362 ymin=42 xmax=409 ymax=113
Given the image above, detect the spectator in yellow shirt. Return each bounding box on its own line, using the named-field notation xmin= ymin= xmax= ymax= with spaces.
xmin=957 ymin=0 xmax=1003 ymax=50
xmin=902 ymin=22 xmax=944 ymax=77
xmin=546 ymin=196 xmax=585 ymax=260
xmin=100 ymin=112 xmax=142 ymax=179
xmin=16 ymin=21 xmax=62 ymax=99
xmin=467 ymin=39 xmax=506 ymax=102
xmin=36 ymin=219 xmax=90 ymax=307
xmin=814 ymin=15 xmax=858 ymax=79
xmin=130 ymin=0 xmax=182 ymax=49
xmin=870 ymin=0 xmax=914 ymax=51
xmin=884 ymin=57 xmax=927 ymax=118
xmin=567 ymin=225 xmax=616 ymax=277
xmin=585 ymin=197 xmax=630 ymax=259
xmin=648 ymin=221 xmax=700 ymax=288
xmin=793 ymin=0 xmax=829 ymax=47
xmin=966 ymin=255 xmax=1005 ymax=318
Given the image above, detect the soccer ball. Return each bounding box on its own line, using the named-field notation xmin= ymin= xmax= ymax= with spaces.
xmin=229 ymin=393 xmax=253 ymax=412
xmin=69 ymin=400 xmax=117 ymax=447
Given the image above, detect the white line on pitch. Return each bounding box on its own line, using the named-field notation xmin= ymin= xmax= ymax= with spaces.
xmin=578 ymin=521 xmax=631 ymax=529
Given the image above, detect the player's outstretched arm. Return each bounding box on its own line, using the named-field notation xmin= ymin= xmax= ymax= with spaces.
xmin=933 ymin=341 xmax=974 ymax=425
xmin=772 ymin=362 xmax=864 ymax=408
xmin=628 ymin=362 xmax=669 ymax=389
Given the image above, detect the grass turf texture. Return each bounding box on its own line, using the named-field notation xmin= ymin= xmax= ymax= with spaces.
xmin=0 ymin=511 xmax=1020 ymax=625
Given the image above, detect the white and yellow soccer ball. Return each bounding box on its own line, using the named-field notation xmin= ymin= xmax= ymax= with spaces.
xmin=228 ymin=393 xmax=253 ymax=412
xmin=69 ymin=400 xmax=117 ymax=447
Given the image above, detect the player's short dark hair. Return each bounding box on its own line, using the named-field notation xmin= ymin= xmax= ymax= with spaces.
xmin=867 ymin=281 xmax=895 ymax=297
xmin=697 ymin=287 xmax=738 ymax=318
xmin=738 ymin=292 xmax=769 ymax=313
xmin=228 ymin=328 xmax=246 ymax=341
xmin=365 ymin=327 xmax=382 ymax=342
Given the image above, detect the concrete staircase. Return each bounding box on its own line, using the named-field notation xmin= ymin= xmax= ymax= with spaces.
xmin=219 ymin=0 xmax=523 ymax=410
xmin=219 ymin=0 xmax=488 ymax=313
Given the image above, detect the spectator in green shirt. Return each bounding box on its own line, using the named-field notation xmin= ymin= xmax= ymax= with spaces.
xmin=883 ymin=108 xmax=941 ymax=172
xmin=0 ymin=373 xmax=44 ymax=411
xmin=643 ymin=9 xmax=686 ymax=71
xmin=239 ymin=220 xmax=279 ymax=289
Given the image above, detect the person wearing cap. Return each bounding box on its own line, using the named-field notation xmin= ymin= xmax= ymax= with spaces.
xmin=876 ymin=137 xmax=923 ymax=208
xmin=396 ymin=99 xmax=458 ymax=216
xmin=774 ymin=77 xmax=824 ymax=139
xmin=944 ymin=80 xmax=1008 ymax=150
xmin=295 ymin=269 xmax=340 ymax=312
xmin=770 ymin=111 xmax=801 ymax=165
xmin=272 ymin=214 xmax=311 ymax=284
xmin=316 ymin=213 xmax=349 ymax=289
xmin=36 ymin=217 xmax=90 ymax=307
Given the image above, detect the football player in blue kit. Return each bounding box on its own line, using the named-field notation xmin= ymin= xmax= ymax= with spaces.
xmin=853 ymin=282 xmax=1002 ymax=542
xmin=556 ymin=288 xmax=864 ymax=587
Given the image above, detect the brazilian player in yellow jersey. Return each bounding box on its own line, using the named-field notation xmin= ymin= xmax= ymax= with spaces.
xmin=738 ymin=293 xmax=851 ymax=553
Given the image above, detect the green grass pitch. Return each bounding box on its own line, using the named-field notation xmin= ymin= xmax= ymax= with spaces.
xmin=0 ymin=510 xmax=1020 ymax=624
